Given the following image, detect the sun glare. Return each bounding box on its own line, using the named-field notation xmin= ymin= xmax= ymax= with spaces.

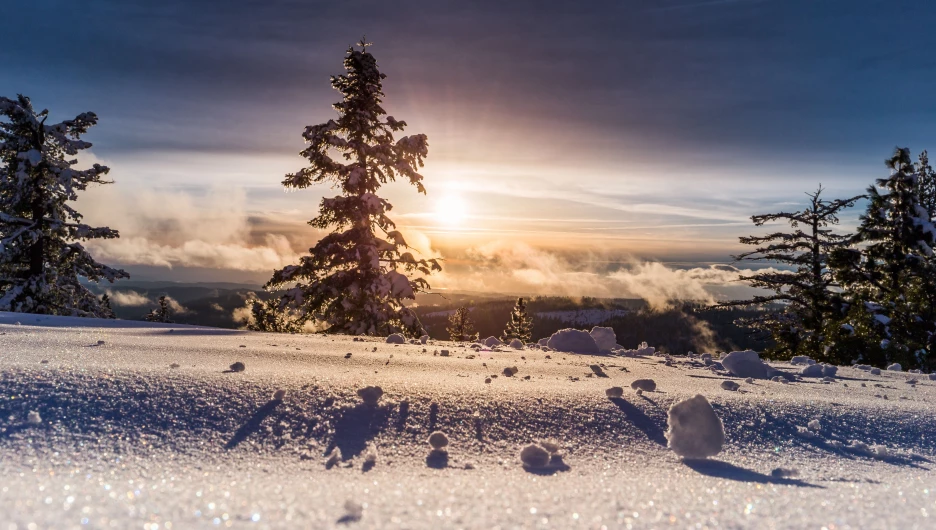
xmin=434 ymin=194 xmax=469 ymax=227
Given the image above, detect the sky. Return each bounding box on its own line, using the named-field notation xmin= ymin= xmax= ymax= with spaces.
xmin=3 ymin=0 xmax=936 ymax=298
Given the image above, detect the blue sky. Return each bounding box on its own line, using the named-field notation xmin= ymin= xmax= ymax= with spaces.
xmin=2 ymin=0 xmax=935 ymax=293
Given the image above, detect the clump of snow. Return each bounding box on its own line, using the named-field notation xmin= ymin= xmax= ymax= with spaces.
xmin=502 ymin=366 xmax=519 ymax=377
xmin=341 ymin=500 xmax=363 ymax=523
xmin=822 ymin=365 xmax=838 ymax=377
xmin=509 ymin=338 xmax=524 ymax=349
xmin=363 ymin=448 xmax=378 ymax=468
xmin=546 ymin=329 xmax=599 ymax=354
xmin=589 ymin=326 xmax=618 ymax=352
xmin=419 ymin=334 xmax=429 ymax=344
xmin=630 ymin=379 xmax=656 ymax=392
xmin=744 ymin=377 xmax=754 ymax=384
xmin=325 ymin=447 xmax=342 ymax=468
xmin=519 ymin=444 xmax=551 ymax=468
xmin=272 ymin=389 xmax=286 ymax=401
xmin=721 ymin=350 xmax=773 ymax=379
xmin=539 ymin=439 xmax=561 ymax=453
xmin=790 ymin=356 xmax=811 ymax=365
xmin=720 ymin=380 xmax=740 ymax=391
xmin=357 ymin=386 xmax=384 ymax=406
xmin=801 ymin=364 xmax=824 ymax=377
xmin=26 ymin=410 xmax=41 ymax=425
xmin=386 ymin=334 xmax=405 ymax=344
xmin=605 ymin=387 xmax=624 ymax=398
xmin=482 ymin=336 xmax=502 ymax=348
xmin=870 ymin=367 xmax=882 ymax=375
xmin=872 ymin=445 xmax=890 ymax=459
xmin=771 ymin=468 xmax=799 ymax=479
xmin=665 ymin=394 xmax=724 ymax=459
xmin=886 ymin=363 xmax=902 ymax=371
xmin=440 ymin=349 xmax=450 ymax=357
xmin=856 ymin=364 xmax=872 ymax=371
xmin=929 ymin=374 xmax=936 ymax=381
xmin=537 ymin=338 xmax=548 ymax=347
xmin=428 ymin=431 xmax=449 ymax=450
xmin=229 ymin=361 xmax=246 ymax=372
xmin=807 ymin=419 xmax=821 ymax=432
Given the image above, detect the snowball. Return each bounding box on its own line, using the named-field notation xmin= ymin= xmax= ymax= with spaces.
xmin=386 ymin=333 xmax=405 ymax=344
xmin=605 ymin=386 xmax=624 ymax=398
xmin=519 ymin=444 xmax=551 ymax=468
xmin=807 ymin=419 xmax=821 ymax=432
xmin=546 ymin=329 xmax=600 ymax=354
xmin=589 ymin=326 xmax=618 ymax=352
xmin=502 ymin=366 xmax=519 ymax=377
xmin=428 ymin=431 xmax=449 ymax=450
xmin=229 ymin=361 xmax=246 ymax=372
xmin=886 ymin=363 xmax=902 ymax=371
xmin=870 ymin=367 xmax=882 ymax=375
xmin=630 ymin=379 xmax=656 ymax=392
xmin=272 ymin=389 xmax=286 ymax=401
xmin=720 ymin=380 xmax=740 ymax=391
xmin=357 ymin=386 xmax=383 ymax=406
xmin=665 ymin=394 xmax=724 ymax=459
xmin=420 ymin=334 xmax=429 ymax=344
xmin=801 ymin=364 xmax=824 ymax=378
xmin=721 ymin=350 xmax=771 ymax=379
xmin=539 ymin=439 xmax=561 ymax=453
xmin=482 ymin=336 xmax=502 ymax=348
xmin=509 ymin=338 xmax=524 ymax=349
xmin=26 ymin=410 xmax=41 ymax=425
xmin=744 ymin=377 xmax=754 ymax=384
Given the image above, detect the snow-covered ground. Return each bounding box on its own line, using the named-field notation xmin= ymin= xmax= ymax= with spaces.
xmin=1 ymin=312 xmax=935 ymax=529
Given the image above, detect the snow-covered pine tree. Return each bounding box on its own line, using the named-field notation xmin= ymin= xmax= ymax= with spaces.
xmin=831 ymin=148 xmax=936 ymax=369
xmin=723 ymin=186 xmax=861 ymax=361
xmin=0 ymin=95 xmax=128 ymax=317
xmin=100 ymin=293 xmax=115 ymax=319
xmin=242 ymin=295 xmax=302 ymax=333
xmin=265 ymin=40 xmax=441 ymax=337
xmin=446 ymin=306 xmax=478 ymax=342
xmin=502 ymin=297 xmax=533 ymax=343
xmin=916 ymin=150 xmax=936 ymax=219
xmin=145 ymin=295 xmax=173 ymax=323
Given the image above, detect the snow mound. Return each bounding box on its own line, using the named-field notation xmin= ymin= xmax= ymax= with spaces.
xmin=605 ymin=387 xmax=624 ymax=398
xmin=546 ymin=329 xmax=600 ymax=354
xmin=386 ymin=334 xmax=405 ymax=344
xmin=536 ymin=338 xmax=548 ymax=347
xmin=589 ymin=326 xmax=618 ymax=352
xmin=870 ymin=367 xmax=882 ymax=375
xmin=509 ymin=338 xmax=524 ymax=349
xmin=419 ymin=335 xmax=429 ymax=344
xmin=801 ymin=364 xmax=824 ymax=377
xmin=721 ymin=380 xmax=740 ymax=391
xmin=822 ymin=365 xmax=838 ymax=377
xmin=721 ymin=350 xmax=773 ymax=379
xmin=482 ymin=336 xmax=502 ymax=348
xmin=665 ymin=394 xmax=724 ymax=459
xmin=790 ymin=356 xmax=812 ymax=365
xmin=886 ymin=363 xmax=902 ymax=372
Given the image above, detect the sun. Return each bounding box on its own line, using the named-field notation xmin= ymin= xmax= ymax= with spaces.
xmin=434 ymin=194 xmax=468 ymax=227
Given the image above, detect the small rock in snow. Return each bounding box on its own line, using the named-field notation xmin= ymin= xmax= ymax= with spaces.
xmin=605 ymin=386 xmax=624 ymax=398
xmin=630 ymin=379 xmax=656 ymax=392
xmin=169 ymin=363 xmax=180 ymax=369
xmin=96 ymin=340 xmax=105 ymax=345
xmin=665 ymin=394 xmax=724 ymax=459
xmin=229 ymin=362 xmax=246 ymax=372
xmin=720 ymin=380 xmax=740 ymax=391
xmin=428 ymin=431 xmax=449 ymax=450
xmin=440 ymin=349 xmax=450 ymax=357
xmin=272 ymin=389 xmax=286 ymax=401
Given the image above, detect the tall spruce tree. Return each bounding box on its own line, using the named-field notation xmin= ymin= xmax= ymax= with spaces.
xmin=502 ymin=297 xmax=533 ymax=343
xmin=266 ymin=41 xmax=440 ymax=336
xmin=446 ymin=306 xmax=478 ymax=342
xmin=145 ymin=295 xmax=173 ymax=323
xmin=0 ymin=95 xmax=127 ymax=317
xmin=723 ymin=186 xmax=861 ymax=361
xmin=831 ymin=148 xmax=936 ymax=368
xmin=916 ymin=150 xmax=936 ymax=219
